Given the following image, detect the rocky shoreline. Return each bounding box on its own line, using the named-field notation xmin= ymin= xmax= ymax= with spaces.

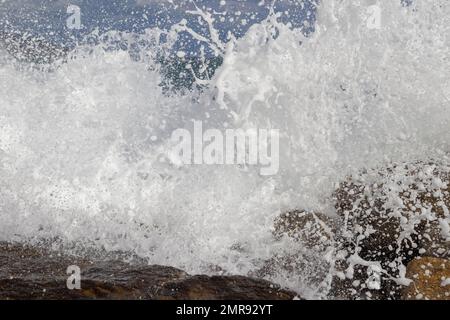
xmin=0 ymin=242 xmax=297 ymax=300
xmin=0 ymin=161 xmax=449 ymax=300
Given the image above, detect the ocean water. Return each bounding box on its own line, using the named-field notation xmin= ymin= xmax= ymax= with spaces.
xmin=0 ymin=0 xmax=449 ymax=299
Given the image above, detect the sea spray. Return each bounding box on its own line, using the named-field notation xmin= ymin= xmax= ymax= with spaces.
xmin=0 ymin=0 xmax=449 ymax=299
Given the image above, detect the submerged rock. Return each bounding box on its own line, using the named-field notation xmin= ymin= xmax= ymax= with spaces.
xmin=0 ymin=242 xmax=297 ymax=300
xmin=402 ymin=257 xmax=450 ymax=300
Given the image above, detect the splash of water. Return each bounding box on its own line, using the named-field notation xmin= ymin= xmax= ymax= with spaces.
xmin=0 ymin=0 xmax=449 ymax=298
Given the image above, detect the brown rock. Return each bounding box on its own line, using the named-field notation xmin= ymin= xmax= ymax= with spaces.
xmin=331 ymin=162 xmax=450 ymax=299
xmin=402 ymin=257 xmax=450 ymax=300
xmin=273 ymin=210 xmax=335 ymax=249
xmin=0 ymin=242 xmax=296 ymax=300
xmin=334 ymin=162 xmax=450 ymax=260
xmin=252 ymin=211 xmax=335 ymax=298
xmin=155 ymin=275 xmax=296 ymax=300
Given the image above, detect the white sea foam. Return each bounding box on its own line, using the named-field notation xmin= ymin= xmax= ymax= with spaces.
xmin=0 ymin=0 xmax=449 ymax=298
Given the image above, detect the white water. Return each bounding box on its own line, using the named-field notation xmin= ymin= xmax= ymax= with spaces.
xmin=0 ymin=0 xmax=449 ymax=298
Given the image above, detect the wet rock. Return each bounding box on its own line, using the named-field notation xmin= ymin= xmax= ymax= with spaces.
xmin=0 ymin=242 xmax=297 ymax=300
xmin=331 ymin=161 xmax=450 ymax=299
xmin=154 ymin=275 xmax=296 ymax=300
xmin=273 ymin=210 xmax=335 ymax=249
xmin=402 ymin=257 xmax=450 ymax=300
xmin=252 ymin=210 xmax=335 ymax=299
